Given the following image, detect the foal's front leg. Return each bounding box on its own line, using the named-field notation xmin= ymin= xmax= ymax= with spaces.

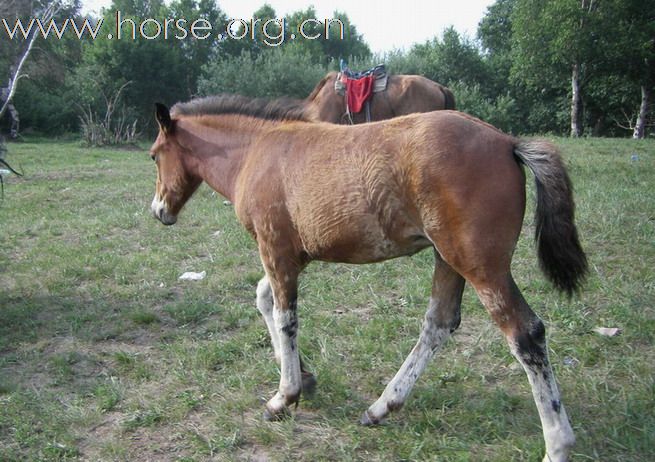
xmin=257 ymin=276 xmax=317 ymax=393
xmin=256 ymin=276 xmax=281 ymax=363
xmin=257 ymin=261 xmax=303 ymax=420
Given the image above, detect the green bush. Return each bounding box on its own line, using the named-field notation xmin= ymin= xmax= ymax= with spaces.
xmin=445 ymin=82 xmax=521 ymax=134
xmin=198 ymin=47 xmax=331 ymax=99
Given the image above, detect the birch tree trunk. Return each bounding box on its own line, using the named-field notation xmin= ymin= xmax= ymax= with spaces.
xmin=0 ymin=2 xmax=58 ymax=119
xmin=570 ymin=63 xmax=583 ymax=137
xmin=633 ymin=85 xmax=651 ymax=139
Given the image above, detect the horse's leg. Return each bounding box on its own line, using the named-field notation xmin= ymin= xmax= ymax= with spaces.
xmin=472 ymin=275 xmax=575 ymax=462
xmin=256 ymin=275 xmax=282 ymax=362
xmin=256 ymin=275 xmax=316 ymax=394
xmin=361 ymin=253 xmax=465 ymax=425
xmin=256 ymin=246 xmax=305 ymax=420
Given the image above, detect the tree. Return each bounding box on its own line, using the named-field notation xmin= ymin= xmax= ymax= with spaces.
xmin=511 ymin=0 xmax=605 ymax=137
xmin=78 ymin=0 xmax=227 ymax=132
xmin=478 ymin=0 xmax=516 ymax=96
xmin=219 ymin=5 xmax=369 ymax=63
xmin=408 ymin=28 xmax=489 ymax=91
xmin=478 ymin=0 xmax=570 ymax=134
xmin=198 ymin=5 xmax=369 ymax=100
xmin=246 ymin=6 xmax=370 ymax=64
xmin=1 ymin=1 xmax=88 ymax=136
xmin=168 ymin=0 xmax=228 ymax=96
xmin=633 ymin=68 xmax=654 ymax=139
xmin=0 ymin=0 xmax=72 ymax=137
xmin=600 ymin=0 xmax=654 ymax=138
xmin=219 ymin=4 xmax=278 ymax=57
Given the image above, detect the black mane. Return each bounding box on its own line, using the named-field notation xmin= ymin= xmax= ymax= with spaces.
xmin=171 ymin=94 xmax=310 ymax=121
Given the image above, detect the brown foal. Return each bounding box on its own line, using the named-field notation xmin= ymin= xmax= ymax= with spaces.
xmin=149 ymin=95 xmax=587 ymax=462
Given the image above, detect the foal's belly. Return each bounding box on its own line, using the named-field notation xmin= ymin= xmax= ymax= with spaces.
xmin=331 ymin=235 xmax=433 ymax=264
xmin=301 ymin=218 xmax=432 ymax=264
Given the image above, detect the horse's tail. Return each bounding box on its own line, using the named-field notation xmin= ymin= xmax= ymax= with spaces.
xmin=442 ymin=86 xmax=456 ymax=110
xmin=513 ymin=139 xmax=587 ymax=296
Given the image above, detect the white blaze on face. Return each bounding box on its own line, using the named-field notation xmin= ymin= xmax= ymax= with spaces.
xmin=151 ymin=193 xmax=177 ymax=225
xmin=151 ymin=194 xmax=165 ymax=220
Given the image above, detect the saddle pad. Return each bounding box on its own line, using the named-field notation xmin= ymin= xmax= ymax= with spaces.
xmin=335 ymin=70 xmax=388 ymax=95
xmin=346 ymin=75 xmax=375 ymax=113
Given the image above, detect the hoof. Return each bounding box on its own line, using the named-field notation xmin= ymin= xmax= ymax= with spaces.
xmin=301 ymin=372 xmax=317 ymax=396
xmin=263 ymin=404 xmax=290 ymax=422
xmin=359 ymin=410 xmax=384 ymax=426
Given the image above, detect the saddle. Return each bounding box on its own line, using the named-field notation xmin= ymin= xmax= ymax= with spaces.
xmin=334 ymin=63 xmax=389 ymax=122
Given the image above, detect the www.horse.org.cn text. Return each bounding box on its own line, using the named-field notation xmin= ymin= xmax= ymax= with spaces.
xmin=1 ymin=11 xmax=346 ymax=47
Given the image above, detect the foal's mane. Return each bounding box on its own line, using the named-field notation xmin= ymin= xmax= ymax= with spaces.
xmin=171 ymin=94 xmax=310 ymax=122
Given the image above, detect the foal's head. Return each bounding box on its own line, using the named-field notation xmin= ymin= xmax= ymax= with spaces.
xmin=149 ymin=103 xmax=202 ymax=225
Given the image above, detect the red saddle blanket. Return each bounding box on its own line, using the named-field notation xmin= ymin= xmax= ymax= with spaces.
xmin=345 ymin=75 xmax=375 ymax=113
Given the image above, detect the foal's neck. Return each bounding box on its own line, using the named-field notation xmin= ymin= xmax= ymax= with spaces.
xmin=177 ymin=115 xmax=275 ymax=202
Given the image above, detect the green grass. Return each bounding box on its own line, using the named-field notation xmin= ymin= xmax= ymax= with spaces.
xmin=0 ymin=137 xmax=653 ymax=461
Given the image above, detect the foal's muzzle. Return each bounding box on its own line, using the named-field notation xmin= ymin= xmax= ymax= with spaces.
xmin=151 ymin=195 xmax=177 ymax=225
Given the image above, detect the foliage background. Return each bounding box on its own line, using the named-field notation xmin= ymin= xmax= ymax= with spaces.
xmin=1 ymin=0 xmax=653 ymax=138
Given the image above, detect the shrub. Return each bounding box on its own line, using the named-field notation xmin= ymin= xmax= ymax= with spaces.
xmin=198 ymin=46 xmax=331 ymax=99
xmin=78 ymin=82 xmax=139 ymax=147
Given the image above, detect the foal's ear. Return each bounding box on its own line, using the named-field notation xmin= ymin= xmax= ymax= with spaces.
xmin=155 ymin=103 xmax=173 ymax=134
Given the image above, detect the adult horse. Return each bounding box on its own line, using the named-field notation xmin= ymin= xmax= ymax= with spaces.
xmin=149 ymin=95 xmax=586 ymax=462
xmin=304 ymin=71 xmax=455 ymax=124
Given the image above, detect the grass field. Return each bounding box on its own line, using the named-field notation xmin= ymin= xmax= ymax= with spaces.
xmin=0 ymin=137 xmax=653 ymax=461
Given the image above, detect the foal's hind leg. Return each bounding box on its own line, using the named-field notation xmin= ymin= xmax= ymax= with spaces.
xmin=361 ymin=254 xmax=465 ymax=425
xmin=473 ymin=276 xmax=575 ymax=462
xmin=256 ymin=276 xmax=316 ymax=397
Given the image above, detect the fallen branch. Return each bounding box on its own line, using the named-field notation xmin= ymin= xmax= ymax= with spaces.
xmin=0 ymin=157 xmax=23 ymax=177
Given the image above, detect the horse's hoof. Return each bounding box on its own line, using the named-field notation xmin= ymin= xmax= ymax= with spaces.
xmin=263 ymin=404 xmax=290 ymax=422
xmin=359 ymin=410 xmax=384 ymax=426
xmin=301 ymin=372 xmax=317 ymax=397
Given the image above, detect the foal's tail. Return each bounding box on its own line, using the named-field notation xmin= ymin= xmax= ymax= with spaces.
xmin=514 ymin=139 xmax=588 ymax=296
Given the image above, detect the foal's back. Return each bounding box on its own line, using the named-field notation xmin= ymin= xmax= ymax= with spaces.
xmin=234 ymin=111 xmax=523 ymax=265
